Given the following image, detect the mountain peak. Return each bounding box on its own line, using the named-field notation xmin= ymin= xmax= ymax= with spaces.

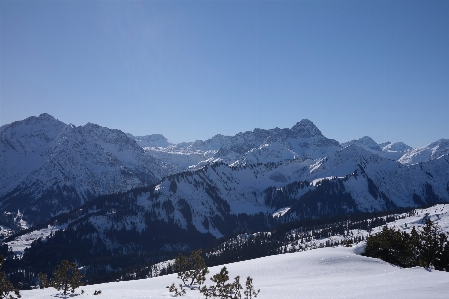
xmin=342 ymin=136 xmax=381 ymax=151
xmin=37 ymin=113 xmax=56 ymax=120
xmin=290 ymin=119 xmax=323 ymax=138
xmin=1 ymin=113 xmax=65 ymax=133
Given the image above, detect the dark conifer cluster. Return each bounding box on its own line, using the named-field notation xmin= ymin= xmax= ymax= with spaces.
xmin=364 ymin=219 xmax=449 ymax=270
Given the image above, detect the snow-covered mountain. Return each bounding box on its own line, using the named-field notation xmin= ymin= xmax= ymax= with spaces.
xmin=380 ymin=141 xmax=413 ymax=160
xmin=143 ymin=119 xmax=342 ymax=171
xmin=7 ymin=144 xmax=448 ymax=257
xmin=342 ymin=136 xmax=412 ymax=161
xmin=127 ymin=133 xmax=174 ymax=148
xmin=0 ymin=114 xmax=165 ymax=225
xmin=342 ymin=136 xmax=382 ymax=152
xmin=2 ymin=114 xmax=449 ymax=243
xmin=398 ymin=139 xmax=449 ymax=164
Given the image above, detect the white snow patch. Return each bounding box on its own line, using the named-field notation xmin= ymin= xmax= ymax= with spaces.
xmin=272 ymin=207 xmax=291 ymax=218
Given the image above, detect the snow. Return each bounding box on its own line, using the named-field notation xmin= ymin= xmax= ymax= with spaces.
xmin=399 ymin=139 xmax=449 ymax=164
xmin=310 ymin=176 xmax=344 ymax=186
xmin=21 ymin=246 xmax=449 ymax=299
xmin=14 ymin=204 xmax=449 ymax=298
xmin=342 ymin=137 xmax=413 ymax=161
xmin=380 ymin=204 xmax=449 ymax=233
xmin=142 ymin=119 xmax=341 ymax=173
xmin=7 ymin=224 xmax=67 ymax=256
xmin=272 ymin=206 xmax=291 ymax=218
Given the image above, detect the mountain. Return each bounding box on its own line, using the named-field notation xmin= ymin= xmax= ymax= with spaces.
xmin=7 ymin=145 xmax=449 ymax=259
xmin=398 ymin=139 xmax=449 ymax=164
xmin=2 ymin=114 xmax=449 ymax=288
xmin=0 ymin=114 xmax=165 ymax=225
xmin=380 ymin=141 xmax=413 ymax=160
xmin=342 ymin=136 xmax=412 ymax=161
xmin=342 ymin=136 xmax=382 ymax=152
xmin=127 ymin=133 xmax=174 ymax=148
xmin=1 ymin=116 xmax=339 ymax=227
xmin=1 ymin=114 xmax=447 ymax=233
xmin=144 ymin=119 xmax=342 ymax=171
xmin=230 ymin=142 xmax=297 ymax=166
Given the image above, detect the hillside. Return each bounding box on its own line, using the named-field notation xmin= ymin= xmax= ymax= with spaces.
xmin=0 ymin=114 xmax=164 ymax=225
xmin=20 ymin=246 xmax=449 ymax=299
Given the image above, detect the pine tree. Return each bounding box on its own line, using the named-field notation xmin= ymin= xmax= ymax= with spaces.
xmin=418 ymin=219 xmax=441 ymax=268
xmin=244 ymin=276 xmax=260 ymax=299
xmin=433 ymin=233 xmax=449 ymax=271
xmin=0 ymin=255 xmax=21 ymax=299
xmin=169 ymin=250 xmax=260 ymax=298
xmin=41 ymin=260 xmax=84 ymax=295
xmin=200 ymin=266 xmax=244 ymax=299
xmin=173 ymin=249 xmax=209 ymax=290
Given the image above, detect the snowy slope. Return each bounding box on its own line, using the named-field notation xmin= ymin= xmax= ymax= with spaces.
xmin=21 ymin=246 xmax=449 ymax=299
xmin=343 ymin=137 xmax=412 ymax=161
xmin=381 ymin=141 xmax=413 ymax=160
xmin=143 ymin=119 xmax=342 ymax=171
xmin=230 ymin=142 xmax=297 ymax=166
xmin=398 ymin=139 xmax=449 ymax=164
xmin=0 ymin=114 xmax=164 ymax=225
xmin=342 ymin=136 xmax=382 ymax=152
xmin=304 ymin=145 xmax=449 ymax=211
xmin=127 ymin=133 xmax=174 ymax=148
xmin=277 ymin=204 xmax=449 ymax=254
xmin=6 ymin=148 xmax=449 ymax=257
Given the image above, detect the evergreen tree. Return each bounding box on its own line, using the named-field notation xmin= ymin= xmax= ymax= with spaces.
xmin=39 ymin=260 xmax=84 ymax=295
xmin=244 ymin=277 xmax=259 ymax=299
xmin=173 ymin=249 xmax=209 ymax=290
xmin=0 ymin=255 xmax=21 ymax=299
xmin=364 ymin=220 xmax=449 ymax=270
xmin=201 ymin=266 xmax=232 ymax=299
xmin=417 ymin=219 xmax=441 ymax=268
xmin=364 ymin=226 xmax=414 ymax=267
xmin=433 ymin=233 xmax=449 ymax=271
xmin=168 ymin=249 xmax=260 ymax=298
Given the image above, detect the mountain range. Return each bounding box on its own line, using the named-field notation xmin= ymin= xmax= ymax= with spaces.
xmin=1 ymin=113 xmax=449 ymax=287
xmin=1 ymin=113 xmax=448 ymax=231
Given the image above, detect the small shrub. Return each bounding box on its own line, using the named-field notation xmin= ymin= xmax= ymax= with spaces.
xmin=168 ymin=249 xmax=259 ymax=298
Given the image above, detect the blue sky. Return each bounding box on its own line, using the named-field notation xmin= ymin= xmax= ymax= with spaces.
xmin=1 ymin=0 xmax=448 ymax=147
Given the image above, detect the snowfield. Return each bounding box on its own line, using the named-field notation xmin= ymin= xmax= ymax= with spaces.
xmin=22 ymin=246 xmax=448 ymax=299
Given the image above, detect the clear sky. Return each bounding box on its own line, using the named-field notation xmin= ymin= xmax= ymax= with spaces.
xmin=1 ymin=0 xmax=448 ymax=148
